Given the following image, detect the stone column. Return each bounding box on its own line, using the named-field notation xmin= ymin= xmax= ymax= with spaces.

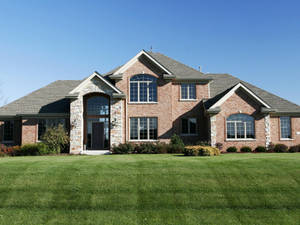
xmin=110 ymin=99 xmax=123 ymax=146
xmin=210 ymin=115 xmax=217 ymax=147
xmin=70 ymin=97 xmax=84 ymax=154
xmin=264 ymin=114 xmax=271 ymax=147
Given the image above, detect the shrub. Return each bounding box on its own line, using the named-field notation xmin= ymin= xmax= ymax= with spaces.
xmin=255 ymin=146 xmax=267 ymax=152
xmin=196 ymin=140 xmax=211 ymax=146
xmin=274 ymin=144 xmax=288 ymax=153
xmin=216 ymin=142 xmax=223 ymax=150
xmin=111 ymin=142 xmax=135 ymax=154
xmin=169 ymin=134 xmax=185 ymax=153
xmin=19 ymin=143 xmax=49 ymax=156
xmin=288 ymin=145 xmax=300 ymax=153
xmin=226 ymin=146 xmax=237 ymax=153
xmin=240 ymin=146 xmax=252 ymax=152
xmin=41 ymin=124 xmax=69 ymax=154
xmin=268 ymin=142 xmax=275 ymax=152
xmin=134 ymin=143 xmax=157 ymax=154
xmin=183 ymin=146 xmax=220 ymax=156
xmin=155 ymin=142 xmax=169 ymax=154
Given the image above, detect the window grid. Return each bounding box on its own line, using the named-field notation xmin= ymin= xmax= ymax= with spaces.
xmin=130 ymin=75 xmax=157 ymax=103
xmin=130 ymin=117 xmax=157 ymax=140
xmin=181 ymin=118 xmax=197 ymax=135
xmin=226 ymin=114 xmax=255 ymax=140
xmin=280 ymin=116 xmax=291 ymax=139
xmin=38 ymin=119 xmax=65 ymax=140
xmin=181 ymin=83 xmax=196 ymax=100
xmin=3 ymin=120 xmax=14 ymax=142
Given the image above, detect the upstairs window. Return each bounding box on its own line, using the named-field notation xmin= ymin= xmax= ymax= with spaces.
xmin=226 ymin=114 xmax=255 ymax=139
xmin=181 ymin=83 xmax=196 ymax=100
xmin=181 ymin=118 xmax=197 ymax=135
xmin=3 ymin=120 xmax=14 ymax=142
xmin=38 ymin=119 xmax=65 ymax=140
xmin=130 ymin=75 xmax=157 ymax=102
xmin=280 ymin=116 xmax=291 ymax=139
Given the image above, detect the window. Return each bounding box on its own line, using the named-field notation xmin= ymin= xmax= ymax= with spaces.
xmin=280 ymin=116 xmax=291 ymax=139
xmin=181 ymin=83 xmax=196 ymax=100
xmin=3 ymin=120 xmax=14 ymax=142
xmin=130 ymin=117 xmax=157 ymax=140
xmin=226 ymin=114 xmax=255 ymax=139
xmin=87 ymin=96 xmax=109 ymax=115
xmin=38 ymin=119 xmax=65 ymax=140
xmin=181 ymin=118 xmax=197 ymax=135
xmin=130 ymin=75 xmax=157 ymax=102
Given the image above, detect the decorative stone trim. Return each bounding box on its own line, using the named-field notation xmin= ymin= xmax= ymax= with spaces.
xmin=210 ymin=115 xmax=217 ymax=147
xmin=264 ymin=114 xmax=271 ymax=147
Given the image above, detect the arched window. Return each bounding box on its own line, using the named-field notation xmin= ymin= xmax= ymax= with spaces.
xmin=226 ymin=114 xmax=255 ymax=139
xmin=87 ymin=96 xmax=109 ymax=115
xmin=130 ymin=74 xmax=157 ymax=102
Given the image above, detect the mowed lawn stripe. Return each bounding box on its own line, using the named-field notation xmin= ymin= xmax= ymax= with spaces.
xmin=0 ymin=154 xmax=300 ymax=224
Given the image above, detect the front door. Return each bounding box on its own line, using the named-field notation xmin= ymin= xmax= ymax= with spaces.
xmin=92 ymin=122 xmax=105 ymax=149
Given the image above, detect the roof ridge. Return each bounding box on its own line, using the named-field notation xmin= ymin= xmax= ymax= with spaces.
xmin=147 ymin=51 xmax=205 ymax=76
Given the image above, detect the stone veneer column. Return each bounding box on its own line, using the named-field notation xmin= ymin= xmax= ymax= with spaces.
xmin=264 ymin=114 xmax=271 ymax=147
xmin=110 ymin=99 xmax=123 ymax=146
xmin=210 ymin=115 xmax=217 ymax=147
xmin=70 ymin=97 xmax=84 ymax=154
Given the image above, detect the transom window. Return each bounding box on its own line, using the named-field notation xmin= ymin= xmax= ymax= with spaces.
xmin=181 ymin=118 xmax=197 ymax=135
xmin=3 ymin=120 xmax=14 ymax=142
xmin=38 ymin=119 xmax=65 ymax=140
xmin=87 ymin=96 xmax=109 ymax=115
xmin=181 ymin=83 xmax=196 ymax=100
xmin=130 ymin=75 xmax=157 ymax=102
xmin=280 ymin=116 xmax=291 ymax=139
xmin=226 ymin=114 xmax=255 ymax=139
xmin=130 ymin=117 xmax=157 ymax=140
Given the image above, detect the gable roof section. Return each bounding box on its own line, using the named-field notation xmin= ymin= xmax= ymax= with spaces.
xmin=205 ymin=73 xmax=300 ymax=113
xmin=69 ymin=71 xmax=122 ymax=94
xmin=208 ymin=82 xmax=271 ymax=109
xmin=112 ymin=50 xmax=172 ymax=76
xmin=0 ymin=80 xmax=81 ymax=116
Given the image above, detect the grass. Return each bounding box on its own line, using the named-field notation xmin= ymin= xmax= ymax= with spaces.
xmin=0 ymin=154 xmax=300 ymax=224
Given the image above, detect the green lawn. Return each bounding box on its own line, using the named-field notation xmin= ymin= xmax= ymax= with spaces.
xmin=0 ymin=154 xmax=300 ymax=225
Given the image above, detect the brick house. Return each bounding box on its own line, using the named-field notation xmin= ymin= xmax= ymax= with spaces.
xmin=0 ymin=50 xmax=299 ymax=154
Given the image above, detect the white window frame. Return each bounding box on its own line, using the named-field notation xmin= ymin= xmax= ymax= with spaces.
xmin=181 ymin=118 xmax=198 ymax=136
xmin=226 ymin=116 xmax=255 ymax=141
xmin=129 ymin=117 xmax=158 ymax=141
xmin=129 ymin=76 xmax=157 ymax=103
xmin=180 ymin=83 xmax=196 ymax=101
xmin=2 ymin=120 xmax=14 ymax=143
xmin=280 ymin=116 xmax=293 ymax=140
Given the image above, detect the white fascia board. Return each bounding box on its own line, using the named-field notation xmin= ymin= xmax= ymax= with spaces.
xmin=210 ymin=83 xmax=271 ymax=109
xmin=113 ymin=50 xmax=172 ymax=75
xmin=69 ymin=72 xmax=122 ymax=94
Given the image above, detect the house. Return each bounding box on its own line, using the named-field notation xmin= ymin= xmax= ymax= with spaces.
xmin=0 ymin=50 xmax=299 ymax=154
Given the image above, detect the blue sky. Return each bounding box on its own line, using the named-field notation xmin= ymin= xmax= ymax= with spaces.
xmin=0 ymin=0 xmax=299 ymax=105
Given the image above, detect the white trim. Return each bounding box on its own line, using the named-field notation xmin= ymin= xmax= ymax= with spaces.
xmin=129 ymin=117 xmax=158 ymax=141
xmin=113 ymin=50 xmax=172 ymax=75
xmin=69 ymin=72 xmax=122 ymax=94
xmin=210 ymin=83 xmax=271 ymax=109
xmin=129 ymin=75 xmax=158 ymax=103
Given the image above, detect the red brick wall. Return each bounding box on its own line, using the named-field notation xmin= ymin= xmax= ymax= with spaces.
xmin=214 ymin=89 xmax=266 ymax=151
xmin=115 ymin=58 xmax=209 ymax=144
xmin=270 ymin=116 xmax=300 ymax=146
xmin=21 ymin=119 xmax=38 ymax=145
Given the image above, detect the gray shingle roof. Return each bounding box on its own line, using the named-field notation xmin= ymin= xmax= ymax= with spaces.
xmin=0 ymin=80 xmax=81 ymax=116
xmin=205 ymin=73 xmax=300 ymax=113
xmin=0 ymin=51 xmax=299 ymax=116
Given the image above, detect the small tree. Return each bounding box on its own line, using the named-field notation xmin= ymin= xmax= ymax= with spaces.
xmin=41 ymin=124 xmax=69 ymax=154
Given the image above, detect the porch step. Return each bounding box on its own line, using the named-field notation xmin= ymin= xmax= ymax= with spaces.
xmin=80 ymin=150 xmax=111 ymax=155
